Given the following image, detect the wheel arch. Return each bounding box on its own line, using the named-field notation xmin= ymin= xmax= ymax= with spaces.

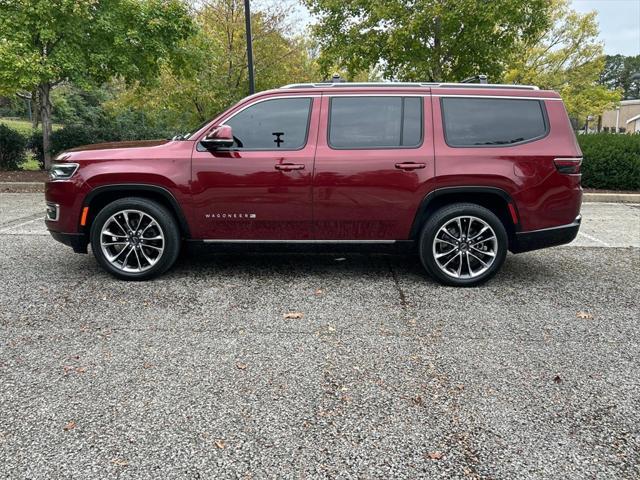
xmin=410 ymin=187 xmax=519 ymax=245
xmin=82 ymin=184 xmax=191 ymax=238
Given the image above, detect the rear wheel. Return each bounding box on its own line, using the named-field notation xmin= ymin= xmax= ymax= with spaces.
xmin=90 ymin=197 xmax=181 ymax=280
xmin=419 ymin=203 xmax=508 ymax=287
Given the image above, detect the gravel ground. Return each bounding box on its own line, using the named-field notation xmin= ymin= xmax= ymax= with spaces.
xmin=0 ymin=196 xmax=639 ymax=479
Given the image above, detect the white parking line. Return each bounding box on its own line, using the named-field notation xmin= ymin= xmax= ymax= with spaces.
xmin=577 ymin=231 xmax=611 ymax=247
xmin=0 ymin=217 xmax=43 ymax=234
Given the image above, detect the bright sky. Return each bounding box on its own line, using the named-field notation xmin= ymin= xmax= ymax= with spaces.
xmin=571 ymin=0 xmax=640 ymax=56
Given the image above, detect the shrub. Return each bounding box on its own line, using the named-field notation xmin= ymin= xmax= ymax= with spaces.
xmin=0 ymin=124 xmax=27 ymax=170
xmin=578 ymin=133 xmax=640 ymax=191
xmin=29 ymin=121 xmax=172 ymax=167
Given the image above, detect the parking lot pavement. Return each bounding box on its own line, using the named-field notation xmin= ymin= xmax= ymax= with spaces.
xmin=1 ymin=194 xmax=639 ymax=479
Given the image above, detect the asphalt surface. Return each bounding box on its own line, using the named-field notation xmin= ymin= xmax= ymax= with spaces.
xmin=1 ymin=194 xmax=639 ymax=479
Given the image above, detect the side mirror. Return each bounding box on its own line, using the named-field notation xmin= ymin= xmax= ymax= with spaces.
xmin=201 ymin=125 xmax=234 ymax=149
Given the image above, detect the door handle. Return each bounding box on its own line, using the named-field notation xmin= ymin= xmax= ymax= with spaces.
xmin=275 ymin=163 xmax=305 ymax=171
xmin=395 ymin=162 xmax=426 ymax=170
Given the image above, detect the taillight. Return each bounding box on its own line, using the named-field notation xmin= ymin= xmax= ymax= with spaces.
xmin=554 ymin=157 xmax=582 ymax=174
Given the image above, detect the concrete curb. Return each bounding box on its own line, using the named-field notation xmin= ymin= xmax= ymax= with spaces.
xmin=0 ymin=182 xmax=44 ymax=193
xmin=583 ymin=192 xmax=640 ymax=203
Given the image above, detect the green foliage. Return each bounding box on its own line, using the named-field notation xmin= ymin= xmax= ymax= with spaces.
xmin=600 ymin=55 xmax=640 ymax=100
xmin=0 ymin=117 xmax=36 ymax=136
xmin=106 ymin=1 xmax=319 ymax=132
xmin=0 ymin=0 xmax=194 ymax=92
xmin=504 ymin=0 xmax=620 ymax=122
xmin=0 ymin=96 xmax=29 ymax=118
xmin=303 ymin=0 xmax=552 ymax=81
xmin=0 ymin=124 xmax=27 ymax=170
xmin=578 ymin=134 xmax=640 ymax=190
xmin=29 ymin=119 xmax=172 ymax=168
xmin=50 ymin=84 xmax=111 ymax=126
xmin=0 ymin=0 xmax=194 ymax=166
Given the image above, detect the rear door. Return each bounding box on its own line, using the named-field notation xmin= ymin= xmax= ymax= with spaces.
xmin=312 ymin=93 xmax=435 ymax=240
xmin=190 ymin=95 xmax=320 ymax=240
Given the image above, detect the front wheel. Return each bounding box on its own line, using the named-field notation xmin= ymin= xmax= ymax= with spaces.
xmin=419 ymin=203 xmax=508 ymax=287
xmin=90 ymin=197 xmax=181 ymax=280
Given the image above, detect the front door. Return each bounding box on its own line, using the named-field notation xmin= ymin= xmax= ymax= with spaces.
xmin=191 ymin=95 xmax=320 ymax=240
xmin=312 ymin=94 xmax=435 ymax=240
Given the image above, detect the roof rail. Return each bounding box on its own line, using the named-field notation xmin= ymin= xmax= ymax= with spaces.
xmin=280 ymin=81 xmax=539 ymax=91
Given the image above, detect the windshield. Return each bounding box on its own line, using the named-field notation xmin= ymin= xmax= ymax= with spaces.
xmin=172 ymin=117 xmax=218 ymax=140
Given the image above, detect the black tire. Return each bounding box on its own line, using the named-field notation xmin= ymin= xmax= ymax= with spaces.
xmin=90 ymin=197 xmax=181 ymax=280
xmin=419 ymin=203 xmax=508 ymax=287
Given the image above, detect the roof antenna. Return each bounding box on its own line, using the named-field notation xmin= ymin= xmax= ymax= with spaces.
xmin=331 ymin=73 xmax=345 ymax=83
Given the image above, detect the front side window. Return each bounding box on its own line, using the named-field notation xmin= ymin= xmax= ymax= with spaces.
xmin=441 ymin=97 xmax=547 ymax=147
xmin=329 ymin=96 xmax=423 ymax=149
xmin=224 ymin=97 xmax=312 ymax=150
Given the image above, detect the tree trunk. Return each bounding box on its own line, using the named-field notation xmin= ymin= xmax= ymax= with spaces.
xmin=38 ymin=83 xmax=53 ymax=170
xmin=31 ymin=90 xmax=40 ymax=130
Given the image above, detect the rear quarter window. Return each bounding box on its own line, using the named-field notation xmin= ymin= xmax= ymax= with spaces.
xmin=441 ymin=97 xmax=548 ymax=147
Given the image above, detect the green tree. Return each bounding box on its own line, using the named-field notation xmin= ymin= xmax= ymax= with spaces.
xmin=504 ymin=0 xmax=621 ymax=123
xmin=106 ymin=0 xmax=319 ymax=133
xmin=0 ymin=0 xmax=193 ymax=168
xmin=303 ymin=0 xmax=552 ymax=81
xmin=600 ymin=55 xmax=640 ymax=100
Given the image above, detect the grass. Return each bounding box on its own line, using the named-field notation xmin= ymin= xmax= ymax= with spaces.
xmin=0 ymin=117 xmax=63 ymax=134
xmin=21 ymin=154 xmax=40 ymax=171
xmin=1 ymin=117 xmax=63 ymax=171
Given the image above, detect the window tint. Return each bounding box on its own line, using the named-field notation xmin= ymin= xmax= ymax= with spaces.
xmin=441 ymin=97 xmax=547 ymax=147
xmin=225 ymin=98 xmax=311 ymax=149
xmin=329 ymin=97 xmax=423 ymax=148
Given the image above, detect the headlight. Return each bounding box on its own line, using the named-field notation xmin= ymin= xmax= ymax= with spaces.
xmin=49 ymin=163 xmax=79 ymax=180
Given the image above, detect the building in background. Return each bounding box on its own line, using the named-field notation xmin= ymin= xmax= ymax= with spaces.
xmin=600 ymin=99 xmax=640 ymax=133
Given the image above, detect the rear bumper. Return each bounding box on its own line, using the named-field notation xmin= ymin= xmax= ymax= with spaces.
xmin=510 ymin=215 xmax=581 ymax=253
xmin=49 ymin=231 xmax=89 ymax=254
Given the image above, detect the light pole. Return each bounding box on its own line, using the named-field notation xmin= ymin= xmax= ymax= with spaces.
xmin=244 ymin=0 xmax=255 ymax=95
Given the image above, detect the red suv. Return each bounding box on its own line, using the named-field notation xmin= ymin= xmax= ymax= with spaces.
xmin=45 ymin=81 xmax=582 ymax=286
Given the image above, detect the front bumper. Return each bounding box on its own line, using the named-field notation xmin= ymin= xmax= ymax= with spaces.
xmin=49 ymin=231 xmax=89 ymax=254
xmin=510 ymin=215 xmax=581 ymax=253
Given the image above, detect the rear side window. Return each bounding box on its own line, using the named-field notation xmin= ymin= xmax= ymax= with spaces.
xmin=329 ymin=96 xmax=423 ymax=149
xmin=225 ymin=97 xmax=312 ymax=150
xmin=441 ymin=97 xmax=547 ymax=147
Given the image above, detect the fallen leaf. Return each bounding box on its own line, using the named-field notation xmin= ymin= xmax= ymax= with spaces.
xmin=412 ymin=396 xmax=424 ymax=406
xmin=576 ymin=311 xmax=593 ymax=320
xmin=314 ymin=289 xmax=324 ymax=295
xmin=283 ymin=312 xmax=304 ymax=320
xmin=427 ymin=451 xmax=444 ymax=460
xmin=236 ymin=362 xmax=247 ymax=370
xmin=214 ymin=439 xmax=225 ymax=449
xmin=143 ymin=362 xmax=153 ymax=369
xmin=63 ymin=421 xmax=76 ymax=431
xmin=553 ymin=374 xmax=562 ymax=384
xmin=111 ymin=458 xmax=128 ymax=466
xmin=75 ymin=367 xmax=86 ymax=374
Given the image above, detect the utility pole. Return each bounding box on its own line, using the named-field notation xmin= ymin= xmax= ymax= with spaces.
xmin=244 ymin=0 xmax=255 ymax=95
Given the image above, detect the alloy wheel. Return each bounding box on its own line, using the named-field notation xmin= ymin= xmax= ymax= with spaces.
xmin=99 ymin=209 xmax=165 ymax=273
xmin=432 ymin=215 xmax=498 ymax=279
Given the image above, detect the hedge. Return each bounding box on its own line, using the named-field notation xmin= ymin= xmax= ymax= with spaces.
xmin=0 ymin=124 xmax=27 ymax=170
xmin=29 ymin=122 xmax=172 ymax=168
xmin=578 ymin=133 xmax=640 ymax=191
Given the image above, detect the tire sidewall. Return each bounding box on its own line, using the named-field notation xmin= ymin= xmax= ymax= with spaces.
xmin=90 ymin=198 xmax=180 ymax=280
xmin=419 ymin=204 xmax=508 ymax=287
